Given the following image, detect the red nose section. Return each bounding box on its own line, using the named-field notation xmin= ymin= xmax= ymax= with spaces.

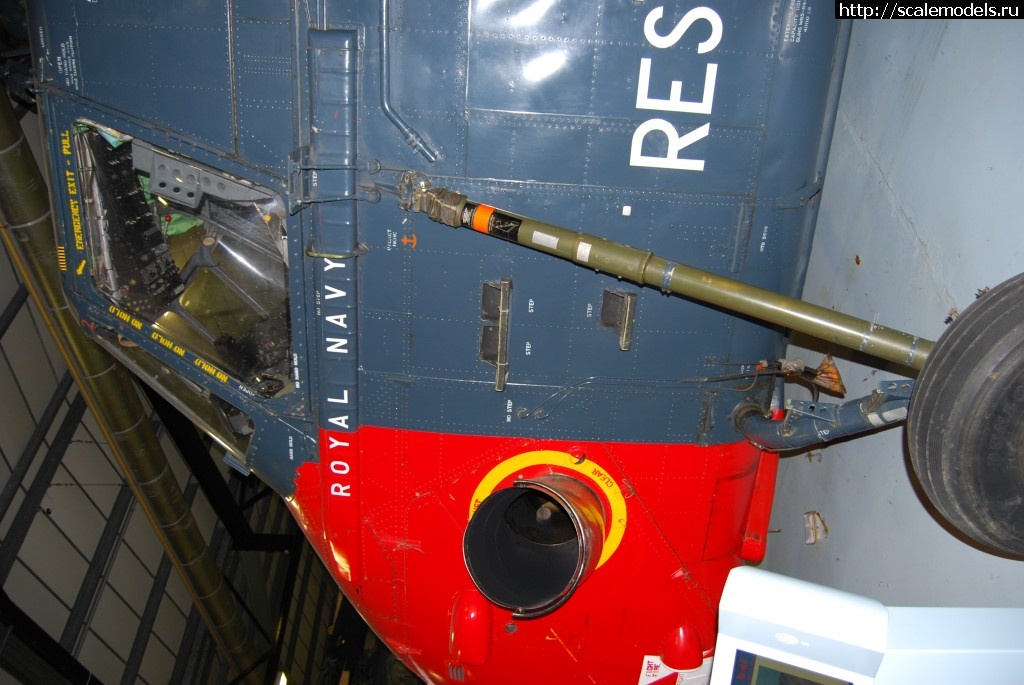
xmin=287 ymin=426 xmax=774 ymax=684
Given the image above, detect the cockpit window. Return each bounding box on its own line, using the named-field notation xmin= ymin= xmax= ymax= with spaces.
xmin=74 ymin=123 xmax=293 ymax=398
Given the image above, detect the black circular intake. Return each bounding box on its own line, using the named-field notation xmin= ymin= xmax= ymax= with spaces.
xmin=463 ymin=474 xmax=606 ymax=618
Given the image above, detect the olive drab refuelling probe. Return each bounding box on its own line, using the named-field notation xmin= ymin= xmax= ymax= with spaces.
xmin=401 ymin=175 xmax=934 ymax=373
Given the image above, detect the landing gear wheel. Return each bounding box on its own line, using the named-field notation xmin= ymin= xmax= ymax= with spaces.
xmin=908 ymin=271 xmax=1024 ymax=556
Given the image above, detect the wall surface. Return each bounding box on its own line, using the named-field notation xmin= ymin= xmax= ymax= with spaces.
xmin=762 ymin=19 xmax=1024 ymax=607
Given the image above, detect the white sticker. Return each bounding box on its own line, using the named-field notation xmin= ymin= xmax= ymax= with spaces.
xmin=531 ymin=231 xmax=559 ymax=249
xmin=576 ymin=241 xmax=592 ymax=263
xmin=638 ymin=655 xmax=684 ymax=684
xmin=638 ymin=654 xmax=712 ymax=685
xmin=881 ymin=406 xmax=908 ymax=423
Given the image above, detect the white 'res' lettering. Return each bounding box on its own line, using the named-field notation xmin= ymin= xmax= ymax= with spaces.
xmin=636 ymin=57 xmax=718 ymax=115
xmin=630 ymin=120 xmax=710 ymax=171
xmin=644 ymin=6 xmax=723 ymax=52
xmin=631 ymin=6 xmax=722 ymax=172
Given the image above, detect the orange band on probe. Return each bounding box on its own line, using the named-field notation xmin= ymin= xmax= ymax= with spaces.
xmin=471 ymin=204 xmax=495 ymax=234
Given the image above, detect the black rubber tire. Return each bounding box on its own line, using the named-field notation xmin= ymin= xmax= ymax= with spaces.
xmin=907 ymin=271 xmax=1024 ymax=556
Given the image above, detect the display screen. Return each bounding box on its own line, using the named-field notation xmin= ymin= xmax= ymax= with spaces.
xmin=730 ymin=650 xmax=852 ymax=685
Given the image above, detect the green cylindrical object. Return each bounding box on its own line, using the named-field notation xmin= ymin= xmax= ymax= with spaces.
xmin=416 ymin=186 xmax=933 ymax=371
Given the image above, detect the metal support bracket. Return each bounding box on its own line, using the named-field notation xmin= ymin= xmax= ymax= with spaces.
xmin=739 ymin=380 xmax=915 ymax=451
xmin=133 ymin=141 xmax=270 ymax=209
xmin=776 ymin=180 xmax=823 ymax=209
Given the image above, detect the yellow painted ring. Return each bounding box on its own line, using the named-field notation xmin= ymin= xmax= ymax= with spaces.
xmin=468 ymin=450 xmax=627 ymax=568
